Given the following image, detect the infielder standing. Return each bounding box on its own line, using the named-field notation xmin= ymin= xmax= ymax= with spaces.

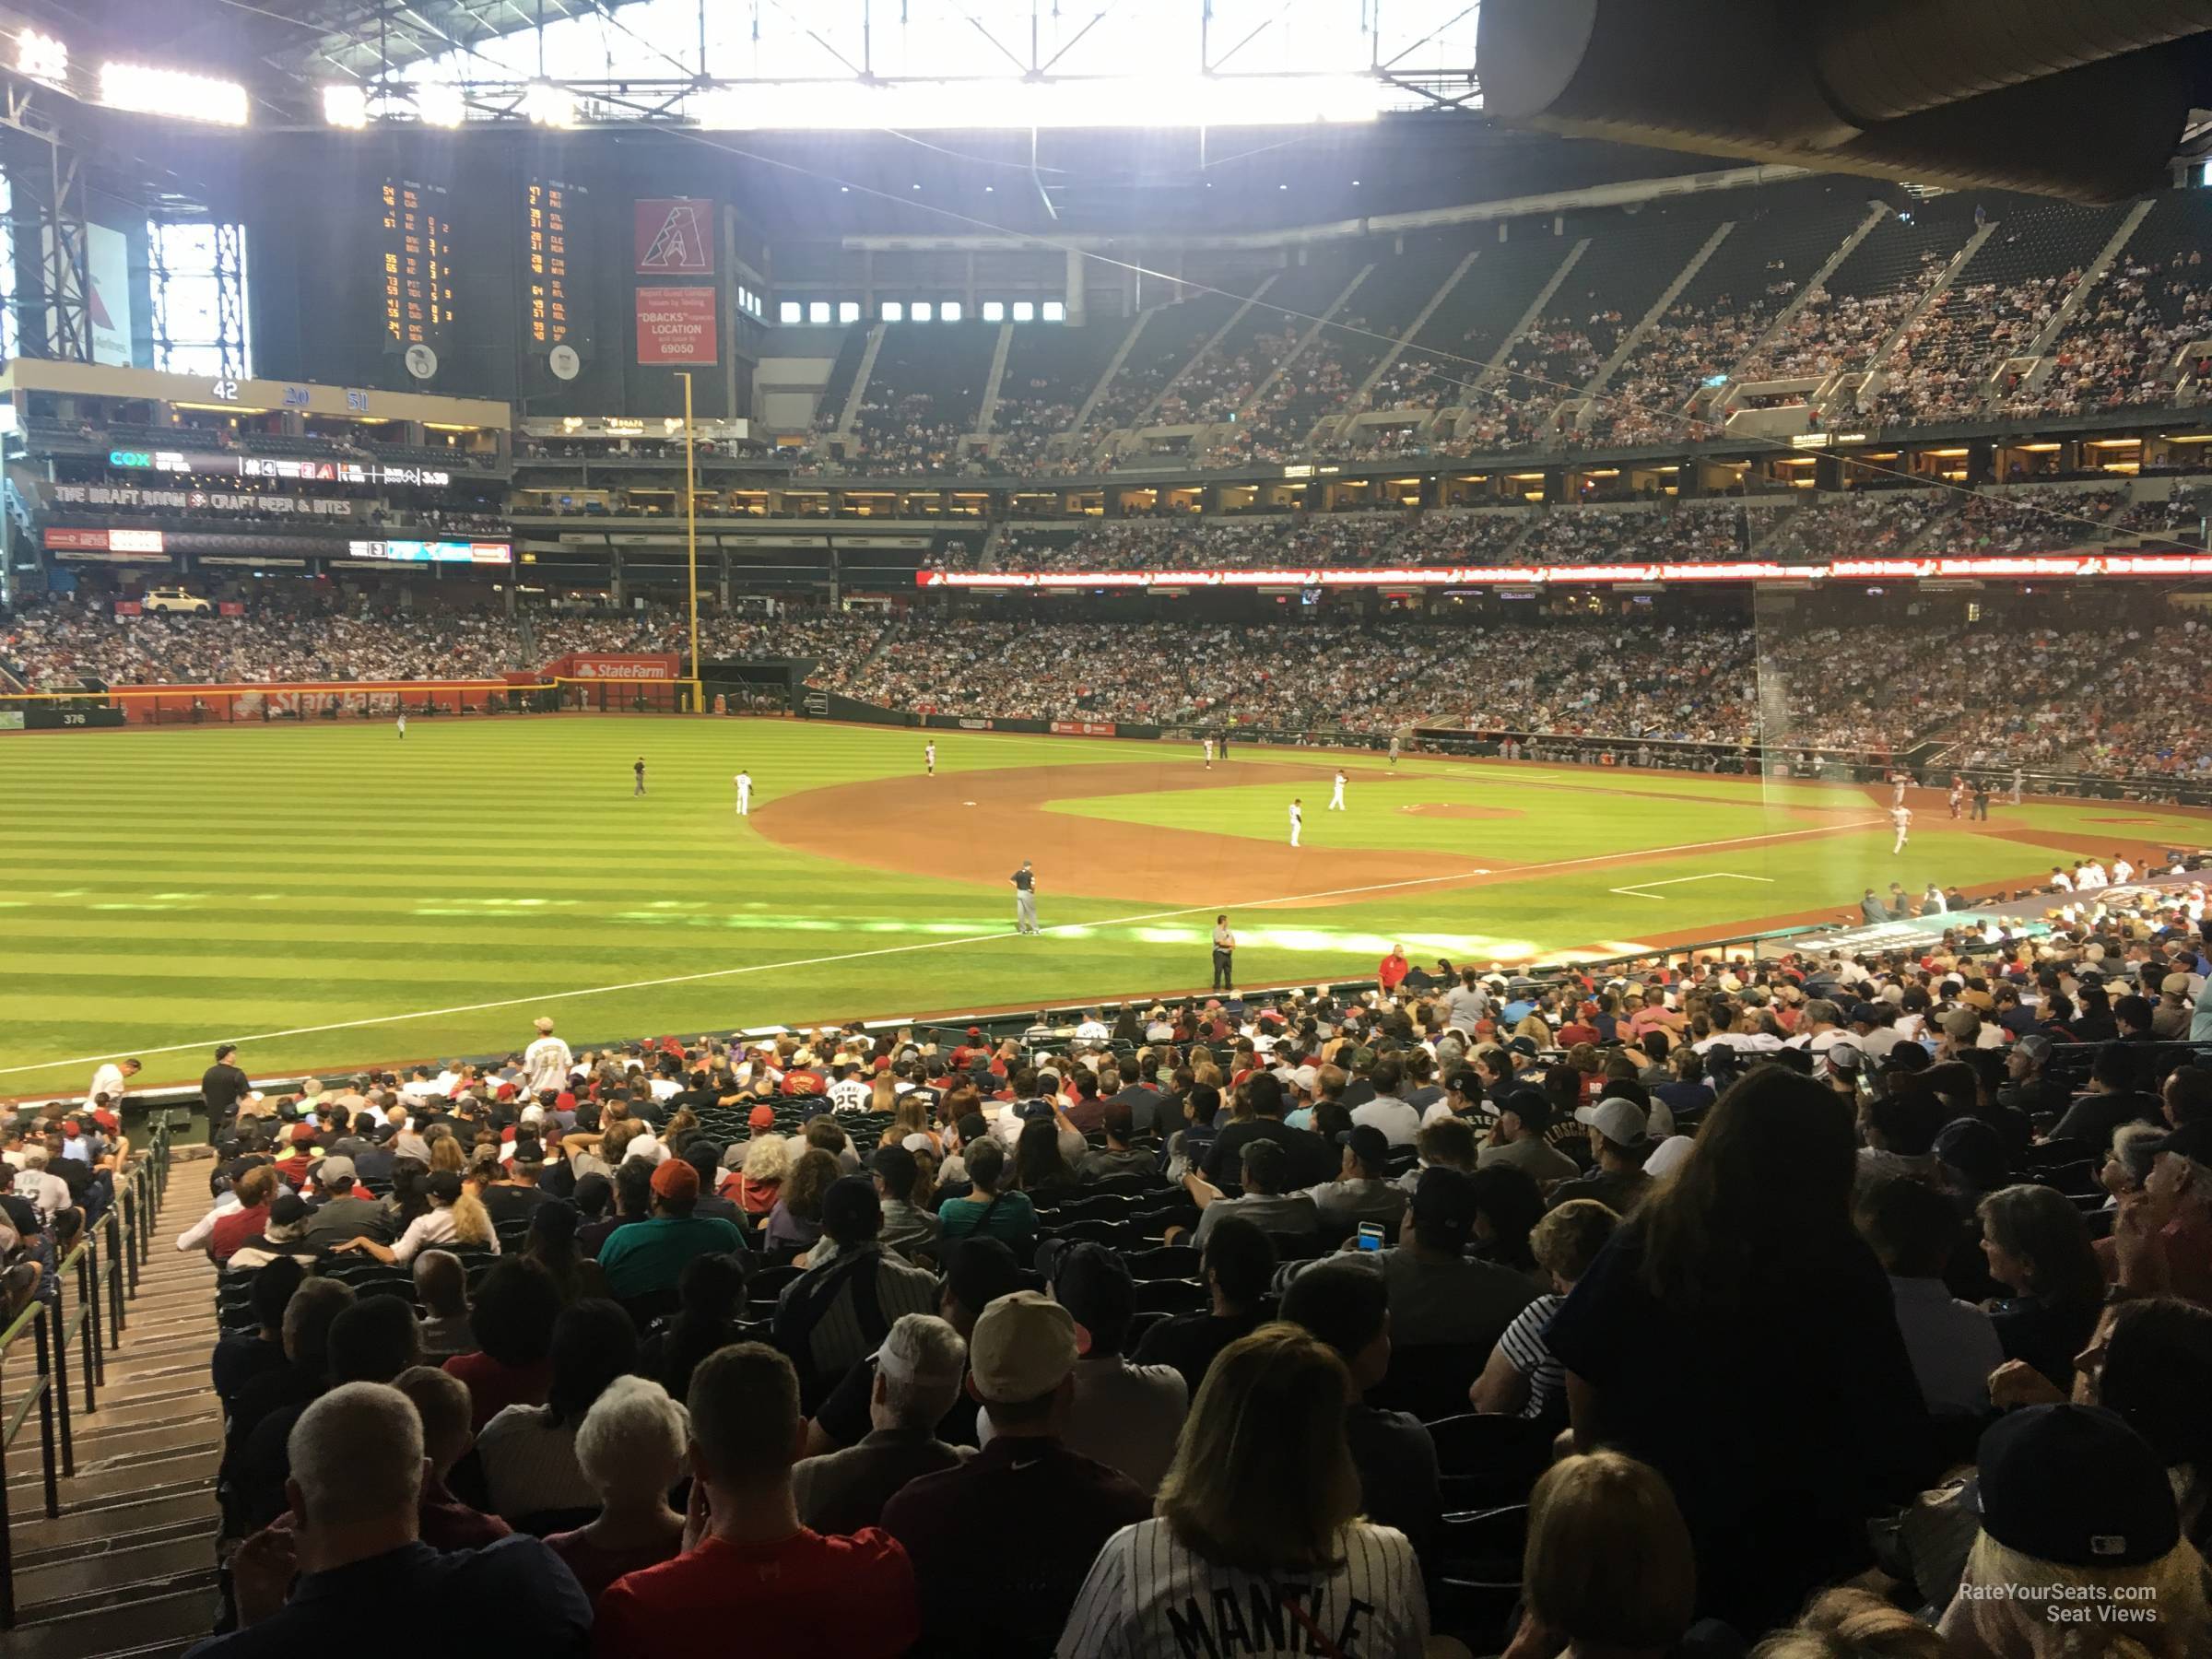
xmin=1011 ymin=860 xmax=1040 ymax=935
xmin=2010 ymin=765 xmax=2024 ymax=805
xmin=1890 ymin=804 xmax=1912 ymax=854
xmin=735 ymin=769 xmax=752 ymax=816
xmin=1203 ymin=735 xmax=1216 ymax=770
xmin=633 ymin=757 xmax=646 ymax=796
xmin=1288 ymin=798 xmax=1303 ymax=848
xmin=924 ymin=740 xmax=936 ymax=776
xmin=1329 ymin=770 xmax=1347 ymax=811
xmin=1211 ymin=913 xmax=1235 ymax=991
xmin=1948 ymin=775 xmax=1964 ymax=819
xmin=1890 ymin=771 xmax=1908 ymax=808
xmin=1388 ymin=735 xmax=1400 ymax=768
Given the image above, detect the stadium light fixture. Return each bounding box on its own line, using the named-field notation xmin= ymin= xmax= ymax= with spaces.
xmin=416 ymin=82 xmax=467 ymax=126
xmin=100 ymin=62 xmax=249 ymax=125
xmin=17 ymin=30 xmax=67 ymax=88
xmin=521 ymin=79 xmax=576 ymax=127
xmin=322 ymin=84 xmax=369 ymax=128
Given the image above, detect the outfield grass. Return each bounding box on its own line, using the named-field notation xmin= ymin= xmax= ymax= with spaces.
xmin=2 ymin=718 xmax=2194 ymax=1093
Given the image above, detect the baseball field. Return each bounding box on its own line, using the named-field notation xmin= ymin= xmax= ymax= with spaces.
xmin=6 ymin=715 xmax=2206 ymax=1095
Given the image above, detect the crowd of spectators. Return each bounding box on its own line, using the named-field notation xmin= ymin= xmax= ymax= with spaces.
xmin=1731 ymin=256 xmax=1950 ymax=385
xmin=1 ymin=594 xmax=526 ymax=687
xmin=1586 ymin=266 xmax=1804 ymax=447
xmin=0 ymin=595 xmax=883 ymax=689
xmin=849 ymin=393 xmax=969 ymax=476
xmin=1870 ymin=268 xmax=2083 ymax=426
xmin=1762 ymin=488 xmax=1955 ymax=562
xmin=146 ymin=872 xmax=2212 ymax=1654
xmin=2013 ymin=246 xmax=2212 ymax=418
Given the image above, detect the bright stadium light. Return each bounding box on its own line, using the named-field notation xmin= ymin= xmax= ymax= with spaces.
xmin=17 ymin=30 xmax=67 ymax=88
xmin=322 ymin=84 xmax=369 ymax=128
xmin=415 ymin=82 xmax=466 ymax=127
xmin=690 ymin=72 xmax=1383 ymax=130
xmin=100 ymin=62 xmax=249 ymax=125
xmin=521 ymin=79 xmax=576 ymax=127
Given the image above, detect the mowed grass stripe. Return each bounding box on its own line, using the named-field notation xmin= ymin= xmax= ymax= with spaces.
xmin=3 ymin=719 xmax=2189 ymax=1091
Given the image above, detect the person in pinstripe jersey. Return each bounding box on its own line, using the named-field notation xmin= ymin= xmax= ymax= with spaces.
xmin=1054 ymin=1324 xmax=1430 ymax=1657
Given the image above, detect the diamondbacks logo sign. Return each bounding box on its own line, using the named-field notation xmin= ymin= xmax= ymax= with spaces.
xmin=634 ymin=199 xmax=713 ymax=275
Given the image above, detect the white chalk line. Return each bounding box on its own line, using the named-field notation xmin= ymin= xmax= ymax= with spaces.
xmin=1608 ymin=872 xmax=1781 ymax=899
xmin=4 ymin=816 xmax=1886 ymax=1077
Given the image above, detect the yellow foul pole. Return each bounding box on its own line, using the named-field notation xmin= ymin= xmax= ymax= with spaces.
xmin=679 ymin=370 xmax=700 ymax=712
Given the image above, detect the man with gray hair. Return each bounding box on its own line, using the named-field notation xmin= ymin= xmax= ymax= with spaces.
xmin=1785 ymin=999 xmax=1847 ymax=1055
xmin=791 ymin=1312 xmax=971 ymax=1534
xmin=185 ymin=1382 xmax=591 ymax=1656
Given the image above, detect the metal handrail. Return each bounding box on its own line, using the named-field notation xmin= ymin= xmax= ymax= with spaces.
xmin=0 ymin=1124 xmax=173 ymax=1630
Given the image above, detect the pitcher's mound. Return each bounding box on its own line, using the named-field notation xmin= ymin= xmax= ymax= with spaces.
xmin=1398 ymin=803 xmax=1525 ymax=820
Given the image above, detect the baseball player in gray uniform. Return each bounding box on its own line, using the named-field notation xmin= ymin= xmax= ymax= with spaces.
xmin=1011 ymin=860 xmax=1041 ymax=935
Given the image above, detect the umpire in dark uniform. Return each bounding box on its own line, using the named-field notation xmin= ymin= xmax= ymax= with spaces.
xmin=1211 ymin=914 xmax=1235 ymax=991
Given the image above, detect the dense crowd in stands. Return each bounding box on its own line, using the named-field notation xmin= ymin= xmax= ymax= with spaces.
xmin=2017 ymin=247 xmax=2212 ymax=418
xmin=1 ymin=594 xmax=526 ymax=686
xmin=0 ymin=596 xmax=881 ymax=689
xmin=60 ymin=868 xmax=2212 ymax=1654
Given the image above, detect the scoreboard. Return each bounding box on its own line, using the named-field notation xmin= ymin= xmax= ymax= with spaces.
xmin=376 ymin=178 xmax=454 ymax=353
xmin=524 ymin=177 xmax=581 ymax=349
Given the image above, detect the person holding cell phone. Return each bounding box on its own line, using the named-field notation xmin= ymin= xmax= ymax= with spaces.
xmin=1277 ymin=1163 xmax=1539 ymax=1353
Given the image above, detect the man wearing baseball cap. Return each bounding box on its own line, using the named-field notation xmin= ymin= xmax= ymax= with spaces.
xmin=1549 ymin=1098 xmax=1655 ymax=1214
xmin=1996 ymin=1031 xmax=2068 ymax=1122
xmin=299 ymin=1157 xmax=391 ymax=1253
xmin=1283 ymin=1166 xmax=1537 ymax=1351
xmin=1300 ymin=1124 xmax=1409 ymax=1239
xmin=880 ymin=1292 xmax=1150 ymax=1655
xmin=596 ymin=1154 xmax=749 ymax=1302
xmin=1477 ymin=1089 xmax=1579 ymax=1183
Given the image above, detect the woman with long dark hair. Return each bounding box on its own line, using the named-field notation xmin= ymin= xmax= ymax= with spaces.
xmin=1015 ymin=1117 xmax=1081 ymax=1205
xmin=1542 ymin=1065 xmax=1932 ymax=1637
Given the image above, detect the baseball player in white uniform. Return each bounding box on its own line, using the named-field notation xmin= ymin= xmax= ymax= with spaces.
xmin=1203 ymin=736 xmax=1216 ymax=770
xmin=396 ymin=712 xmax=406 ymax=738
xmin=1328 ymin=771 xmax=1347 ymax=811
xmin=735 ymin=770 xmax=752 ymax=816
xmin=1890 ymin=805 xmax=1912 ymax=855
xmin=1890 ymin=772 xmax=1907 ymax=808
xmin=924 ymin=741 xmax=936 ymax=776
xmin=1288 ymin=798 xmax=1303 ymax=847
xmin=1388 ymin=735 xmax=1401 ymax=768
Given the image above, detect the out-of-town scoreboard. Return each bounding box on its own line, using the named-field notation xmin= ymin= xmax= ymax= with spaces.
xmin=377 ymin=178 xmax=454 ymax=352
xmin=524 ymin=177 xmax=579 ymax=348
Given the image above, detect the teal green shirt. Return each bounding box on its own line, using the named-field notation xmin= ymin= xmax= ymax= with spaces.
xmin=595 ymin=1213 xmax=746 ymax=1300
xmin=936 ymin=1189 xmax=1037 ymax=1241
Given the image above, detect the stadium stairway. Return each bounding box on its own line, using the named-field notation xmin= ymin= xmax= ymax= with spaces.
xmin=5 ymin=1152 xmax=222 ymax=1658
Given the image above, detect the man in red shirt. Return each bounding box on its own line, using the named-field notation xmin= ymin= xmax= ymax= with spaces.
xmin=594 ymin=1343 xmax=917 ymax=1658
xmin=1377 ymin=945 xmax=1410 ymax=994
xmin=208 ymin=1166 xmax=279 ymax=1265
xmin=781 ymin=1048 xmax=827 ymax=1099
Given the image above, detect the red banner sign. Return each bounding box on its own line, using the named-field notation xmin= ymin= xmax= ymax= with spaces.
xmin=218 ymin=601 xmax=246 ymax=616
xmin=634 ymin=199 xmax=714 ymax=274
xmin=112 ymin=600 xmax=142 ymax=616
xmin=636 ymin=288 xmax=717 ymax=365
xmin=547 ymin=653 xmax=681 ymax=681
xmin=45 ymin=527 xmax=113 ymax=550
xmin=1050 ymin=721 xmax=1117 ymax=737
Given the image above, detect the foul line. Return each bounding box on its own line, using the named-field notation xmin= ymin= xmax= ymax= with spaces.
xmin=3 ymin=817 xmax=1885 ymax=1077
xmin=1609 ymin=872 xmax=1780 ymax=900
